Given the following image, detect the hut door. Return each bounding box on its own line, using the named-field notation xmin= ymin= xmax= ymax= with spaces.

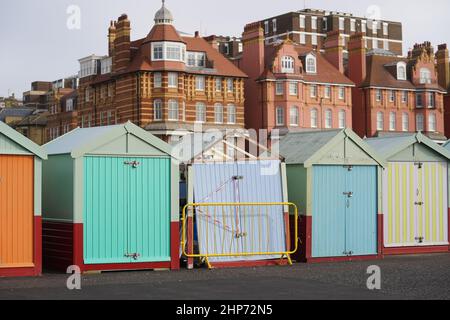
xmin=84 ymin=157 xmax=171 ymax=265
xmin=384 ymin=162 xmax=448 ymax=248
xmin=0 ymin=155 xmax=34 ymax=268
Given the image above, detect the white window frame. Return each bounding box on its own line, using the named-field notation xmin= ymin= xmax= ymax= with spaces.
xmin=300 ymin=15 xmax=306 ymax=28
xmin=428 ymin=92 xmax=435 ymax=108
xmin=420 ymin=68 xmax=432 ymax=84
xmin=338 ymin=87 xmax=345 ymax=100
xmin=389 ymin=90 xmax=395 ymax=103
xmin=168 ymin=72 xmax=178 ymax=88
xmin=289 ymin=82 xmax=298 ymax=96
xmin=428 ymin=113 xmax=436 ymax=132
xmin=389 ymin=112 xmax=396 ymax=131
xmin=168 ymin=99 xmax=179 ymax=121
xmin=154 ymin=73 xmax=162 ymax=88
xmin=401 ymin=91 xmax=408 ymax=103
xmin=227 ymin=104 xmax=236 ymax=124
xmin=325 ymin=86 xmax=331 ymax=99
xmin=300 ymin=33 xmax=306 ymax=44
xmin=375 ymin=89 xmax=382 ymax=102
xmin=276 ymin=107 xmax=285 ymax=126
xmin=397 ymin=62 xmax=407 ymax=80
xmin=350 ymin=19 xmax=356 ymax=32
xmin=214 ymin=104 xmax=224 ymax=124
xmin=281 ymin=56 xmax=295 ymax=73
xmin=338 ymin=110 xmax=346 ymax=129
xmin=402 ymin=113 xmax=409 ymax=132
xmin=324 ymin=109 xmax=332 ymax=129
xmin=310 ymin=85 xmax=317 ymax=98
xmin=195 ymin=76 xmax=205 ymax=91
xmin=151 ymin=41 xmax=187 ymax=62
xmin=361 ymin=20 xmax=367 ymax=33
xmin=272 ymin=19 xmax=277 ymax=32
xmin=416 ymin=114 xmax=424 ymax=131
xmin=227 ymin=78 xmax=234 ymax=92
xmin=377 ymin=112 xmax=384 ymax=131
xmin=311 ymin=34 xmax=318 ymax=46
xmin=195 ymin=102 xmax=206 ymax=123
xmin=290 ymin=107 xmax=299 ymax=126
xmin=215 ymin=77 xmax=222 ymax=92
xmin=339 ymin=17 xmax=345 ymax=31
xmin=305 ymin=54 xmax=317 ymax=73
xmin=276 ymin=81 xmax=284 ymax=95
xmin=264 ymin=21 xmax=269 ymax=34
xmin=310 ymin=108 xmax=318 ymax=128
xmin=383 ymin=22 xmax=389 ymax=36
xmin=311 ymin=16 xmax=317 ymax=30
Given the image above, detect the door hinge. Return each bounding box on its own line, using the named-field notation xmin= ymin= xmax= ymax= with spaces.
xmin=124 ymin=161 xmax=140 ymax=168
xmin=232 ymin=175 xmax=244 ymax=180
xmin=414 ymin=162 xmax=424 ymax=169
xmin=415 ymin=237 xmax=424 ymax=244
xmin=124 ymin=253 xmax=141 ymax=260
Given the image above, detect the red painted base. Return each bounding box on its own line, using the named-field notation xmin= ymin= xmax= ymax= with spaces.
xmin=0 ymin=216 xmax=42 ymax=278
xmin=383 ymin=245 xmax=450 ymax=255
xmin=43 ymin=220 xmax=180 ymax=273
xmin=210 ymin=259 xmax=289 ymax=269
xmin=305 ymin=255 xmax=381 ymax=263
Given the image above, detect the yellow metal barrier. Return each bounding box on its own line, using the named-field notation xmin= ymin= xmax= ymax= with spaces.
xmin=181 ymin=202 xmax=298 ymax=269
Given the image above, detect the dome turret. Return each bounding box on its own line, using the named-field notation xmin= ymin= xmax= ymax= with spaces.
xmin=154 ymin=0 xmax=173 ymax=25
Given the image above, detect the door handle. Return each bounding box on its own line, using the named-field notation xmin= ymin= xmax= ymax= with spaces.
xmin=343 ymin=192 xmax=353 ymax=198
xmin=414 ymin=202 xmax=424 ymax=206
xmin=124 ymin=253 xmax=141 ymax=260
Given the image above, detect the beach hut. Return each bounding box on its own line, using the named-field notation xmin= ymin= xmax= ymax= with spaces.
xmin=42 ymin=122 xmax=179 ymax=272
xmin=279 ymin=129 xmax=386 ymax=263
xmin=368 ymin=133 xmax=450 ymax=254
xmin=0 ymin=121 xmax=47 ymax=277
xmin=177 ymin=130 xmax=294 ymax=269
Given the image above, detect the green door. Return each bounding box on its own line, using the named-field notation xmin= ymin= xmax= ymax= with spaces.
xmin=83 ymin=156 xmax=171 ymax=265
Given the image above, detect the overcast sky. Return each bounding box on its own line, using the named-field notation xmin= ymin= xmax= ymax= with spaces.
xmin=0 ymin=0 xmax=449 ymax=98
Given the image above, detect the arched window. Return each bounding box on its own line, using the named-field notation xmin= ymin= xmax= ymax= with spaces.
xmin=428 ymin=113 xmax=436 ymax=132
xmin=389 ymin=112 xmax=396 ymax=131
xmin=154 ymin=99 xmax=163 ymax=121
xmin=305 ymin=54 xmax=317 ymax=73
xmin=420 ymin=68 xmax=432 ymax=84
xmin=402 ymin=113 xmax=409 ymax=132
xmin=168 ymin=99 xmax=179 ymax=121
xmin=196 ymin=102 xmax=206 ymax=123
xmin=281 ymin=56 xmax=295 ymax=73
xmin=397 ymin=62 xmax=407 ymax=80
xmin=310 ymin=108 xmax=318 ymax=128
xmin=377 ymin=112 xmax=384 ymax=131
xmin=214 ymin=104 xmax=223 ymax=124
xmin=290 ymin=107 xmax=299 ymax=126
xmin=324 ymin=109 xmax=332 ymax=128
xmin=416 ymin=114 xmax=424 ymax=131
xmin=338 ymin=110 xmax=346 ymax=129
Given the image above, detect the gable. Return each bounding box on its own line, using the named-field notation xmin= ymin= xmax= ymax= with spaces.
xmin=389 ymin=143 xmax=449 ymax=162
xmin=0 ymin=132 xmax=33 ymax=156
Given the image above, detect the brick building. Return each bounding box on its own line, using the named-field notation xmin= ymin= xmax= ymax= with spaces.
xmin=204 ymin=35 xmax=243 ymax=60
xmin=72 ymin=1 xmax=246 ymax=143
xmin=256 ymin=9 xmax=403 ymax=56
xmin=436 ymin=44 xmax=450 ymax=137
xmin=237 ymin=23 xmax=354 ymax=136
xmin=348 ymin=35 xmax=447 ymax=141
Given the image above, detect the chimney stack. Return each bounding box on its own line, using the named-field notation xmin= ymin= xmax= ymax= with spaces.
xmin=323 ymin=31 xmax=344 ymax=74
xmin=347 ymin=33 xmax=367 ymax=85
xmin=241 ymin=22 xmax=265 ymax=79
xmin=114 ymin=14 xmax=131 ymax=72
xmin=436 ymin=44 xmax=450 ymax=91
xmin=108 ymin=21 xmax=117 ymax=58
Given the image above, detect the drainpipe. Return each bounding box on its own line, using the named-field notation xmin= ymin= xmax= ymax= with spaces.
xmin=136 ymin=73 xmax=141 ymax=126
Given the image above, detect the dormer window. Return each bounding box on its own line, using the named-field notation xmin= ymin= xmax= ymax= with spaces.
xmin=306 ymin=54 xmax=317 ymax=74
xmin=187 ymin=51 xmax=206 ymax=67
xmin=420 ymin=68 xmax=432 ymax=84
xmin=397 ymin=62 xmax=407 ymax=80
xmin=281 ymin=56 xmax=295 ymax=73
xmin=151 ymin=42 xmax=186 ymax=63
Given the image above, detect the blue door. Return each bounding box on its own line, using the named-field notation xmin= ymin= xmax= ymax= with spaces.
xmin=312 ymin=166 xmax=347 ymax=258
xmin=312 ymin=165 xmax=378 ymax=258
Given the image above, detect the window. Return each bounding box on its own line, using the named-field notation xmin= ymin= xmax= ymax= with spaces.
xmin=168 ymin=99 xmax=179 ymax=121
xmin=264 ymin=21 xmax=269 ymax=34
xmin=215 ymin=77 xmax=222 ymax=92
xmin=153 ymin=100 xmax=162 ymax=121
xmin=107 ymin=111 xmax=115 ymax=125
xmin=153 ymin=44 xmax=163 ymax=60
xmin=196 ymin=102 xmax=206 ymax=122
xmin=402 ymin=113 xmax=409 ymax=132
xmin=306 ymin=54 xmax=316 ymax=73
xmin=108 ymin=85 xmax=113 ymax=97
xmin=196 ymin=76 xmax=205 ymax=91
xmin=420 ymin=68 xmax=432 ymax=84
xmin=325 ymin=86 xmax=331 ymax=99
xmin=372 ymin=38 xmax=378 ymax=49
xmin=300 ymin=15 xmax=306 ymax=28
xmin=85 ymin=87 xmax=90 ymax=102
xmin=187 ymin=52 xmax=196 ymax=66
xmin=312 ymin=34 xmax=318 ymax=46
xmin=281 ymin=56 xmax=295 ymax=73
xmin=310 ymin=108 xmax=318 ymax=128
xmin=322 ymin=18 xmax=328 ymax=31
xmin=384 ymin=40 xmax=389 ymax=50
xmin=416 ymin=114 xmax=424 ymax=131
xmin=324 ymin=109 xmax=332 ymax=129
xmin=272 ymin=19 xmax=277 ymax=32
xmin=186 ymin=52 xmax=206 ymax=67
xmin=338 ymin=110 xmax=346 ymax=128
xmin=214 ymin=104 xmax=224 ymax=123
xmin=168 ymin=72 xmax=178 ymax=88
xmin=289 ymin=82 xmax=298 ymax=96
xmin=276 ymin=81 xmax=284 ymax=95
xmin=383 ymin=23 xmax=389 ymax=36
xmin=350 ymin=19 xmax=356 ymax=32
xmin=154 ymin=73 xmax=162 ymax=88
xmin=389 ymin=112 xmax=396 ymax=131
xmin=227 ymin=78 xmax=234 ymax=92
xmin=402 ymin=91 xmax=408 ymax=103
xmin=416 ymin=93 xmax=423 ymax=108
xmin=389 ymin=90 xmax=396 ymax=103
xmin=300 ymin=33 xmax=306 ymax=44
xmin=310 ymin=85 xmax=317 ymax=98
xmin=428 ymin=113 xmax=436 ymax=132
xmin=227 ymin=104 xmax=236 ymax=124
xmin=276 ymin=107 xmax=284 ymax=126
xmin=372 ymin=21 xmax=378 ymax=35
xmin=428 ymin=92 xmax=435 ymax=108
xmin=377 ymin=112 xmax=384 ymax=130
xmin=66 ymin=99 xmax=74 ymax=112
xmin=338 ymin=87 xmax=345 ymax=100
xmin=397 ymin=62 xmax=407 ymax=80
xmin=361 ymin=20 xmax=367 ymax=33
xmin=290 ymin=107 xmax=299 ymax=126
xmin=339 ymin=18 xmax=345 ymax=31
xmin=311 ymin=17 xmax=317 ymax=30
xmin=375 ymin=89 xmax=382 ymax=102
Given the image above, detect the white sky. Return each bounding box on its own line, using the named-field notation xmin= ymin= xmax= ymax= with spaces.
xmin=0 ymin=0 xmax=449 ymax=97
